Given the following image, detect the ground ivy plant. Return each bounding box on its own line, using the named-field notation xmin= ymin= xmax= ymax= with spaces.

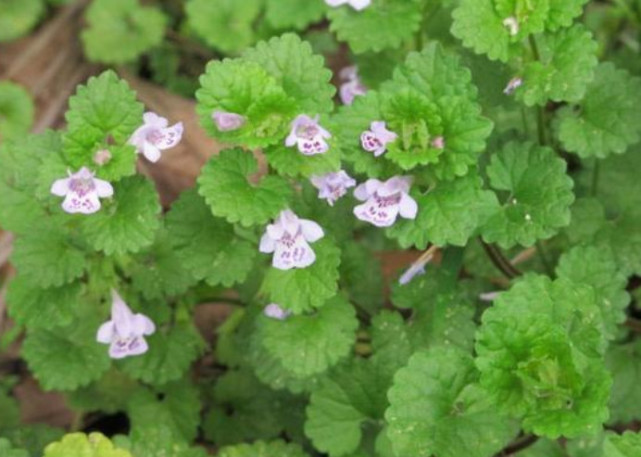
xmin=2 ymin=0 xmax=641 ymax=456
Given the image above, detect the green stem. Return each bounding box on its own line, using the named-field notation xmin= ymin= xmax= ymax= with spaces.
xmin=535 ymin=241 xmax=554 ymax=277
xmin=528 ymin=34 xmax=547 ymax=146
xmin=591 ymin=159 xmax=600 ymax=197
xmin=70 ymin=411 xmax=84 ymax=432
xmin=528 ymin=34 xmax=541 ymax=61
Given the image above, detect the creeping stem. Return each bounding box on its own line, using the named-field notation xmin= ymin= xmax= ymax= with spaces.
xmin=481 ymin=240 xmax=522 ymax=279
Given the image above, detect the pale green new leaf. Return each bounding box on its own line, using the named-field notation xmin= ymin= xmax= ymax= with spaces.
xmin=198 ymin=149 xmax=292 ymax=227
xmin=82 ymin=0 xmax=166 ymax=65
xmin=555 ymin=63 xmax=641 ymax=158
xmin=256 ymin=295 xmax=358 ymax=377
xmin=386 ymin=348 xmax=517 ymax=457
xmin=261 ymin=239 xmax=341 ymax=314
xmin=482 ymin=141 xmax=574 ymax=248
xmin=43 ymin=433 xmax=132 ymax=457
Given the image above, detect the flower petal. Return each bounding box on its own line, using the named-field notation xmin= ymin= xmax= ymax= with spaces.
xmin=94 ymin=179 xmax=114 ymax=198
xmin=354 ymin=197 xmax=401 ymax=227
xmin=156 ymin=123 xmax=184 ymax=150
xmin=259 ymin=232 xmax=277 ymax=253
xmin=62 ymin=190 xmax=102 ymax=214
xmin=398 ymin=193 xmax=418 ymax=220
xmin=301 ymin=219 xmax=324 ymax=243
xmin=96 ymin=321 xmax=115 ymax=344
xmin=272 ymin=236 xmax=316 ymax=270
xmin=50 ymin=178 xmax=70 ymax=197
xmin=142 ymin=141 xmax=162 ymax=163
xmin=133 ymin=313 xmax=156 ymax=336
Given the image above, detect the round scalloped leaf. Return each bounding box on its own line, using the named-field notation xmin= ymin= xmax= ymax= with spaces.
xmin=242 ymin=33 xmax=336 ymax=114
xmin=115 ymin=425 xmax=209 ymax=457
xmin=119 ymin=322 xmax=204 ymax=385
xmin=0 ymin=0 xmax=44 ymax=42
xmin=44 ymin=433 xmax=132 ymax=457
xmin=256 ymin=295 xmax=357 ymax=378
xmin=198 ymin=149 xmax=292 ymax=227
xmin=0 ymin=82 xmax=34 ymax=141
xmin=517 ymin=25 xmax=598 ymax=106
xmin=331 ymin=91 xmax=402 ymax=179
xmin=186 ymin=0 xmax=262 ymax=54
xmin=82 ymin=0 xmax=166 ymax=65
xmin=386 ymin=348 xmax=518 ymax=457
xmin=196 ymin=59 xmax=297 ymax=149
xmin=556 ymin=245 xmax=629 ymax=340
xmin=264 ymin=140 xmax=342 ymax=179
xmin=265 ymin=0 xmax=325 ymax=30
xmin=22 ymin=318 xmax=111 ymax=391
xmin=387 ymin=173 xmax=499 ymax=249
xmin=260 ymin=239 xmax=341 ymax=314
xmin=6 ymin=277 xmax=82 ymax=329
xmin=219 ymin=440 xmax=310 ymax=457
xmin=11 ymin=223 xmax=87 ymax=288
xmin=327 ymin=0 xmax=423 ymax=54
xmin=481 ymin=141 xmax=574 ymax=248
xmin=79 ymin=175 xmax=161 ymax=255
xmin=63 ymin=71 xmax=144 ymax=181
xmin=166 ymin=189 xmax=256 ymax=287
xmin=476 ymin=275 xmax=610 ymax=438
xmin=555 ymin=63 xmax=641 ymax=159
xmin=547 ymin=0 xmax=590 ymax=31
xmin=605 ymin=342 xmax=641 ymax=425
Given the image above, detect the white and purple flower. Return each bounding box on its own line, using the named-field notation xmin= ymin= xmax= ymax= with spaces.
xmin=361 ymin=121 xmax=398 ymax=157
xmin=285 ymin=114 xmax=332 ymax=156
xmin=353 ymin=176 xmax=418 ymax=227
xmin=310 ymin=171 xmax=356 ymax=206
xmin=129 ymin=112 xmax=184 ymax=163
xmin=503 ymin=77 xmax=523 ymax=95
xmin=259 ymin=210 xmax=325 ymax=270
xmin=50 ymin=167 xmax=113 ymax=215
xmin=212 ymin=110 xmax=246 ymax=132
xmin=263 ymin=303 xmax=292 ymax=320
xmin=431 ymin=136 xmax=445 ymax=150
xmin=96 ymin=290 xmax=156 ymax=359
xmin=325 ymin=0 xmax=371 ymax=10
xmin=339 ymin=66 xmax=367 ymax=105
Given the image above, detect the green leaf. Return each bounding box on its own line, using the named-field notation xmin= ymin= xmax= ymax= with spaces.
xmin=475 ymin=274 xmax=610 ymax=438
xmin=43 ymin=433 xmax=132 ymax=457
xmin=264 ymin=137 xmax=342 ymax=179
xmin=0 ymin=0 xmax=44 ymax=42
xmin=219 ymin=441 xmax=310 ymax=457
xmin=556 ymin=245 xmax=629 ymax=340
xmin=198 ymin=149 xmax=292 ymax=227
xmin=605 ymin=342 xmax=641 ymax=425
xmin=243 ymin=34 xmax=336 ymax=114
xmin=196 ymin=59 xmax=297 ymax=149
xmin=514 ymin=439 xmax=565 ymax=457
xmin=67 ymin=369 xmax=138 ymax=414
xmin=79 ymin=175 xmax=161 ymax=255
xmin=555 ymin=63 xmax=641 ymax=159
xmin=605 ymin=432 xmax=641 ymax=457
xmin=128 ymin=230 xmax=198 ymax=301
xmin=265 ymin=0 xmax=325 ymax=30
xmin=518 ymin=26 xmax=598 ymax=106
xmin=261 ymin=239 xmax=341 ymax=314
xmin=339 ymin=243 xmax=384 ymax=313
xmin=1 ymin=425 xmax=64 ymax=457
xmin=370 ymin=311 xmax=413 ymax=375
xmin=186 ymin=0 xmax=262 ymax=54
xmin=388 ymin=173 xmax=499 ymax=249
xmin=256 ymin=295 xmax=358 ymax=378
xmin=482 ymin=141 xmax=575 ymax=248
xmin=547 ymin=0 xmax=590 ymax=31
xmin=166 ymin=189 xmax=256 ymax=287
xmin=327 ymin=0 xmax=423 ymax=54
xmin=127 ymin=381 xmax=201 ymax=443
xmin=0 ymin=82 xmax=34 ymax=141
xmin=115 ymin=426 xmax=209 ymax=457
xmin=82 ymin=0 xmax=166 ymax=65
xmin=22 ymin=316 xmax=111 ymax=391
xmin=386 ymin=348 xmax=518 ymax=457
xmin=119 ymin=322 xmax=204 ymax=385
xmin=6 ymin=276 xmax=82 ymax=329
xmin=11 ymin=223 xmax=88 ymax=288
xmin=304 ymin=358 xmax=392 ymax=456
xmin=63 ymin=70 xmax=144 ymax=181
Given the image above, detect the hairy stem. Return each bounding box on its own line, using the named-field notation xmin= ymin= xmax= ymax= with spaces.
xmin=481 ymin=240 xmax=522 ymax=279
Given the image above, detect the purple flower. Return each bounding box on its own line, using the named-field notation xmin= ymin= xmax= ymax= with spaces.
xmin=339 ymin=66 xmax=367 ymax=105
xmin=212 ymin=110 xmax=246 ymax=132
xmin=129 ymin=112 xmax=184 ymax=163
xmin=353 ymin=176 xmax=418 ymax=227
xmin=431 ymin=136 xmax=445 ymax=150
xmin=361 ymin=121 xmax=398 ymax=157
xmin=310 ymin=170 xmax=356 ymax=206
xmin=503 ymin=77 xmax=523 ymax=95
xmin=93 ymin=149 xmax=112 ymax=166
xmin=50 ymin=167 xmax=113 ymax=215
xmin=259 ymin=209 xmax=325 ymax=270
xmin=325 ymin=0 xmax=371 ymax=10
xmin=264 ymin=303 xmax=291 ymax=320
xmin=285 ymin=114 xmax=332 ymax=156
xmin=96 ymin=290 xmax=156 ymax=359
